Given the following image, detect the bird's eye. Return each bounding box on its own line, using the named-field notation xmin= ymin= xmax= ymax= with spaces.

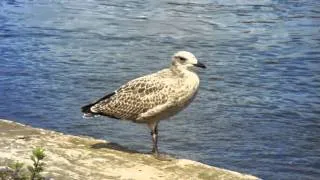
xmin=178 ymin=56 xmax=187 ymax=61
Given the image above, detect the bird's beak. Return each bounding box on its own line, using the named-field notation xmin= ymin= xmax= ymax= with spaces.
xmin=194 ymin=61 xmax=206 ymax=69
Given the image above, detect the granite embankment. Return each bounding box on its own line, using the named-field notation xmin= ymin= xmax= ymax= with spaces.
xmin=0 ymin=119 xmax=259 ymax=180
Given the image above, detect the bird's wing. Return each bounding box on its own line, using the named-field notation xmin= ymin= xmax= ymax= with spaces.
xmin=91 ymin=74 xmax=174 ymax=121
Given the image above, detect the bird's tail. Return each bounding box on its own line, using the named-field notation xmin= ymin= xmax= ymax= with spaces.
xmin=81 ymin=91 xmax=116 ymax=117
xmin=81 ymin=103 xmax=95 ymax=114
xmin=81 ymin=103 xmax=98 ymax=118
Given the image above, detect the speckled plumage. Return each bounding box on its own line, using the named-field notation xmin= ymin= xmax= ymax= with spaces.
xmin=90 ymin=68 xmax=199 ymax=123
xmin=81 ymin=51 xmax=206 ymax=156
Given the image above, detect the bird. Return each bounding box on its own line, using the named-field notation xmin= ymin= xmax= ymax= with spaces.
xmin=81 ymin=51 xmax=206 ymax=157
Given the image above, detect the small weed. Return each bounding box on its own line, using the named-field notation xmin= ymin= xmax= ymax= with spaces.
xmin=0 ymin=147 xmax=46 ymax=180
xmin=28 ymin=147 xmax=46 ymax=180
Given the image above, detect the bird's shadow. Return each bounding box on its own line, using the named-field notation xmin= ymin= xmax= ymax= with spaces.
xmin=91 ymin=142 xmax=177 ymax=161
xmin=91 ymin=142 xmax=148 ymax=154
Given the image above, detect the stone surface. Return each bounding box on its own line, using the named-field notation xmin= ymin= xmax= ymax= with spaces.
xmin=0 ymin=119 xmax=259 ymax=180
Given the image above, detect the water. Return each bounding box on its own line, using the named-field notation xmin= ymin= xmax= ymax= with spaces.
xmin=1 ymin=0 xmax=319 ymax=179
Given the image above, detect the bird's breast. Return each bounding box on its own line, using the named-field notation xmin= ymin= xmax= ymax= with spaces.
xmin=184 ymin=71 xmax=200 ymax=94
xmin=172 ymin=71 xmax=200 ymax=108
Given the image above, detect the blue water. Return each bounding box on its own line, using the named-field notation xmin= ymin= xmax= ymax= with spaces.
xmin=1 ymin=0 xmax=319 ymax=179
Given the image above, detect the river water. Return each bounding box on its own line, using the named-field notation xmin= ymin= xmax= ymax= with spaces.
xmin=1 ymin=0 xmax=319 ymax=179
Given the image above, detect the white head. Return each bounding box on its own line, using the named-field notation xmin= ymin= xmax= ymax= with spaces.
xmin=172 ymin=51 xmax=206 ymax=70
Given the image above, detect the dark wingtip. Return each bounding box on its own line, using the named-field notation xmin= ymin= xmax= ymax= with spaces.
xmin=81 ymin=92 xmax=116 ymax=116
xmin=81 ymin=103 xmax=94 ymax=114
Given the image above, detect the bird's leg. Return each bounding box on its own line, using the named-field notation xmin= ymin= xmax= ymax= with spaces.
xmin=151 ymin=124 xmax=159 ymax=156
xmin=149 ymin=123 xmax=173 ymax=161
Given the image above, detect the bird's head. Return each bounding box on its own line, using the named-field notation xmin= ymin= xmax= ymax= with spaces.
xmin=171 ymin=51 xmax=206 ymax=70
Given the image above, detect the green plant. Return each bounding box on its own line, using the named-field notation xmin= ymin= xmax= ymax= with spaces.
xmin=28 ymin=147 xmax=46 ymax=180
xmin=0 ymin=147 xmax=46 ymax=180
xmin=8 ymin=161 xmax=28 ymax=180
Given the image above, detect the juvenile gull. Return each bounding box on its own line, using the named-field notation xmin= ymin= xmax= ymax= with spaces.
xmin=81 ymin=51 xmax=206 ymax=157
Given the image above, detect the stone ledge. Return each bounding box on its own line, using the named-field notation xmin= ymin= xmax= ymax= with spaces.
xmin=0 ymin=119 xmax=259 ymax=180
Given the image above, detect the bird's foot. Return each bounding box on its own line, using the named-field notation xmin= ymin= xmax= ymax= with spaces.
xmin=152 ymin=152 xmax=174 ymax=161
